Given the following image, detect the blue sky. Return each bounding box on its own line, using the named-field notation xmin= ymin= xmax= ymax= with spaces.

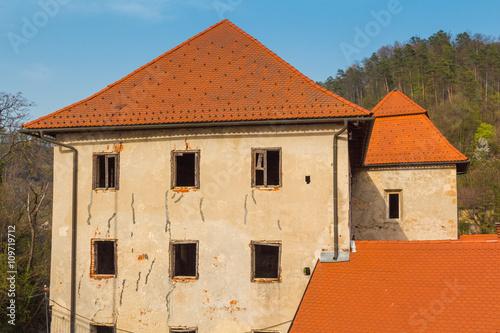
xmin=2 ymin=0 xmax=500 ymax=121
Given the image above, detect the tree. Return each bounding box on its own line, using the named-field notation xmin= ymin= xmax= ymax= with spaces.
xmin=0 ymin=92 xmax=53 ymax=332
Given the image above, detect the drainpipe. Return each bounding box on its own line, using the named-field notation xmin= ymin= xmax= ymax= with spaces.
xmin=19 ymin=129 xmax=78 ymax=333
xmin=333 ymin=120 xmax=348 ymax=260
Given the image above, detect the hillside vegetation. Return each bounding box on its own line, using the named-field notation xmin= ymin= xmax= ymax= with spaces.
xmin=319 ymin=31 xmax=500 ymax=233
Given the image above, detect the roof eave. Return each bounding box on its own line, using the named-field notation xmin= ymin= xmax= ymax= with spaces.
xmin=362 ymin=159 xmax=471 ymax=174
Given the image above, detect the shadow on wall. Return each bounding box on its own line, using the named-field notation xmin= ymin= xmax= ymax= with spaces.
xmin=350 ymin=169 xmax=408 ymax=241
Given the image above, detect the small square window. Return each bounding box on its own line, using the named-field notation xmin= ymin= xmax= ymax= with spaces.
xmin=90 ymin=324 xmax=115 ymax=333
xmin=171 ymin=151 xmax=200 ymax=188
xmin=170 ymin=328 xmax=198 ymax=333
xmin=251 ymin=241 xmax=281 ymax=282
xmin=93 ymin=153 xmax=119 ymax=190
xmin=386 ymin=190 xmax=402 ymax=219
xmin=252 ymin=148 xmax=281 ymax=187
xmin=170 ymin=241 xmax=198 ymax=280
xmin=91 ymin=240 xmax=117 ymax=277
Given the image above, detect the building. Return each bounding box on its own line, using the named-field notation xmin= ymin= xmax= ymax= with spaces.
xmin=21 ymin=20 xmax=471 ymax=333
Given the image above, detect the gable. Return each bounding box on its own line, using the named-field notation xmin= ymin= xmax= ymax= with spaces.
xmin=23 ymin=20 xmax=369 ymax=130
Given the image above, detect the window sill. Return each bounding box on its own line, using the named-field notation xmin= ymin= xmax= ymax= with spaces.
xmin=90 ymin=274 xmax=116 ymax=280
xmin=172 ymin=276 xmax=198 ymax=282
xmin=172 ymin=187 xmax=199 ymax=193
xmin=251 ymin=278 xmax=281 ymax=283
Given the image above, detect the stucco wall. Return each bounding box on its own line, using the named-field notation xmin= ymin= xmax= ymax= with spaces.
xmin=351 ymin=166 xmax=458 ymax=241
xmin=49 ymin=122 xmax=351 ymax=332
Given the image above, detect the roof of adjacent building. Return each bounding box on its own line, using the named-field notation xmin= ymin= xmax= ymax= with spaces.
xmin=372 ymin=89 xmax=427 ymax=117
xmin=289 ymin=238 xmax=500 ymax=333
xmin=364 ymin=90 xmax=468 ymax=167
xmin=23 ymin=20 xmax=369 ymax=130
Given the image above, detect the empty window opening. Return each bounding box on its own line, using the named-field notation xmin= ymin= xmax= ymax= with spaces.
xmin=93 ymin=154 xmax=119 ymax=190
xmin=305 ymin=175 xmax=311 ymax=184
xmin=171 ymin=241 xmax=198 ymax=279
xmin=172 ymin=151 xmax=199 ymax=188
xmin=252 ymin=242 xmax=281 ymax=281
xmin=252 ymin=149 xmax=281 ymax=187
xmin=92 ymin=240 xmax=116 ymax=276
xmin=388 ymin=192 xmax=400 ymax=219
xmin=90 ymin=324 xmax=115 ymax=333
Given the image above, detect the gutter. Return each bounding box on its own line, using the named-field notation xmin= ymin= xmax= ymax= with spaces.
xmin=19 ymin=129 xmax=78 ymax=333
xmin=321 ymin=117 xmax=374 ymax=263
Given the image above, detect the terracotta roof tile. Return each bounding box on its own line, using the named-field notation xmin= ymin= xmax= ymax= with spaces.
xmin=290 ymin=239 xmax=500 ymax=333
xmin=365 ymin=114 xmax=468 ymax=165
xmin=23 ymin=20 xmax=369 ymax=130
xmin=372 ymin=89 xmax=427 ymax=117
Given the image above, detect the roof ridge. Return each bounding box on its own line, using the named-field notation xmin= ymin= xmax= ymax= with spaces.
xmin=23 ymin=19 xmax=232 ymax=128
xmin=223 ymin=21 xmax=370 ymax=115
xmin=356 ymin=238 xmax=498 ymax=245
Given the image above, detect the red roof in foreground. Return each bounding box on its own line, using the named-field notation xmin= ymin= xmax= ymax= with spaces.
xmin=372 ymin=89 xmax=427 ymax=117
xmin=365 ymin=114 xmax=468 ymax=165
xmin=290 ymin=239 xmax=500 ymax=333
xmin=23 ymin=20 xmax=369 ymax=130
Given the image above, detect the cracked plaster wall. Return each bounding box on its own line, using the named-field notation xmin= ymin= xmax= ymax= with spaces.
xmin=48 ymin=123 xmax=351 ymax=332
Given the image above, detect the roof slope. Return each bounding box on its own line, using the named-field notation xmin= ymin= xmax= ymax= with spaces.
xmin=290 ymin=239 xmax=500 ymax=333
xmin=365 ymin=114 xmax=468 ymax=165
xmin=24 ymin=20 xmax=369 ymax=130
xmin=372 ymin=89 xmax=427 ymax=117
xmin=365 ymin=90 xmax=468 ymax=166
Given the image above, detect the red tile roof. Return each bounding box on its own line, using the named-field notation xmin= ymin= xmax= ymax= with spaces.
xmin=290 ymin=239 xmax=500 ymax=333
xmin=23 ymin=20 xmax=369 ymax=130
xmin=365 ymin=114 xmax=468 ymax=165
xmin=372 ymin=89 xmax=427 ymax=117
xmin=365 ymin=90 xmax=468 ymax=166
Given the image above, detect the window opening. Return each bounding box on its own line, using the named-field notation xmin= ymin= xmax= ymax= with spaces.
xmin=252 ymin=149 xmax=281 ymax=187
xmin=93 ymin=154 xmax=119 ymax=190
xmin=172 ymin=151 xmax=199 ymax=188
xmin=387 ymin=192 xmax=400 ymax=219
xmin=252 ymin=242 xmax=281 ymax=281
xmin=171 ymin=241 xmax=198 ymax=279
xmin=92 ymin=240 xmax=116 ymax=276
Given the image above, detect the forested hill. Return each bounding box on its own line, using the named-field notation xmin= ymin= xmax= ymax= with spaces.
xmin=318 ymin=30 xmax=500 ymax=234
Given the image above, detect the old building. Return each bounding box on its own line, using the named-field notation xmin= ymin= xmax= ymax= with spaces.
xmin=21 ymin=20 xmax=470 ymax=333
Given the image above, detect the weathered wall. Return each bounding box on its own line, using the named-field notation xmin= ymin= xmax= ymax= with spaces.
xmin=351 ymin=166 xmax=458 ymax=241
xmin=49 ymin=122 xmax=351 ymax=332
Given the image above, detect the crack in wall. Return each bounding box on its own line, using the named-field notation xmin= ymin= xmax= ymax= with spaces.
xmin=165 ymin=191 xmax=171 ymax=234
xmin=131 ymin=193 xmax=136 ymax=224
xmin=86 ymin=191 xmax=93 ymax=225
xmin=136 ymin=272 xmax=142 ymax=292
xmin=77 ymin=271 xmax=84 ymax=297
xmin=199 ymin=197 xmax=205 ymax=222
xmin=107 ymin=213 xmax=116 ymax=234
xmin=119 ymin=279 xmax=126 ymax=306
xmin=145 ymin=258 xmax=156 ymax=285
xmin=174 ymin=193 xmax=184 ymax=203
xmin=244 ymin=194 xmax=248 ymax=225
xmin=92 ymin=304 xmax=105 ymax=321
xmin=277 ymin=219 xmax=282 ymax=230
xmin=165 ymin=283 xmax=176 ymax=321
xmin=251 ymin=190 xmax=257 ymax=204
xmin=171 ymin=192 xmax=176 ymax=199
